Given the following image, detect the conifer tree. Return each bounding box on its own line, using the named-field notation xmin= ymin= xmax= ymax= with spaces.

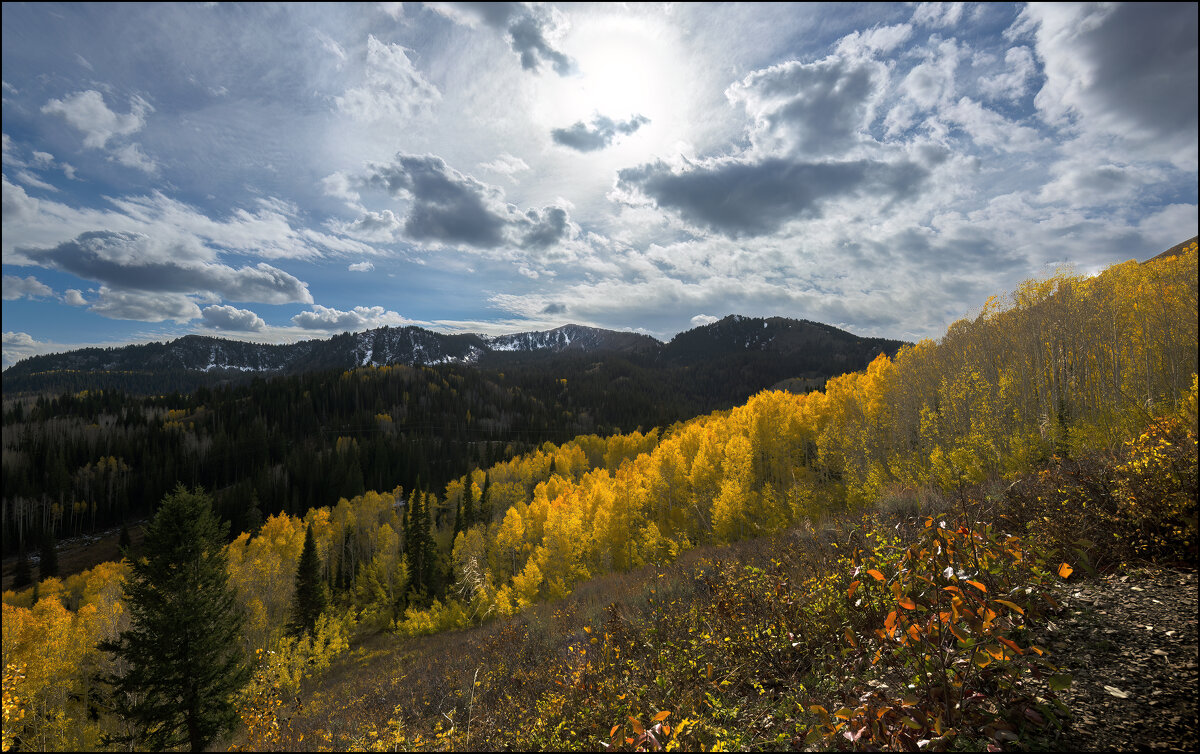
xmin=288 ymin=523 xmax=327 ymax=637
xmin=242 ymin=490 xmax=264 ymax=535
xmin=118 ymin=522 xmax=132 ymax=552
xmin=13 ymin=546 xmax=32 ymax=589
xmin=98 ymin=485 xmax=249 ymax=752
xmin=38 ymin=530 xmax=59 ymax=579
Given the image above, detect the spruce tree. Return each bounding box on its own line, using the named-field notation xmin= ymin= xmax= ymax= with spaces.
xmin=13 ymin=547 xmax=32 ymax=589
xmin=98 ymin=485 xmax=250 ymax=752
xmin=38 ymin=531 xmax=59 ymax=580
xmin=287 ymin=523 xmax=327 ymax=637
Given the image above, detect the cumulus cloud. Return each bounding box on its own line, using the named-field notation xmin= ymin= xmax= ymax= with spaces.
xmin=427 ymin=2 xmax=573 ymax=75
xmin=291 ymin=304 xmax=412 ymax=331
xmin=346 ymin=153 xmax=576 ymax=250
xmin=357 ymin=153 xmax=508 ymax=246
xmin=89 ymin=287 xmax=201 ymax=323
xmin=616 ymin=156 xmax=929 ymax=238
xmin=911 ymin=2 xmax=965 ymax=28
xmin=348 ymin=261 xmax=375 ymax=272
xmin=1021 ymin=3 xmax=1197 ymax=164
xmin=62 ymin=288 xmax=88 ymax=306
xmin=519 ymin=206 xmax=571 ymax=249
xmin=339 ymin=209 xmax=404 ymax=241
xmin=2 ymin=176 xmax=39 ymax=225
xmin=201 ymin=304 xmax=266 ymax=331
xmin=978 ymin=46 xmax=1035 ymax=102
xmin=689 ymin=313 xmax=719 ymax=327
xmin=728 ymin=56 xmax=886 ymax=157
xmin=551 ymin=114 xmax=649 ymax=152
xmin=3 ymin=331 xmax=48 ymax=367
xmin=336 ymin=35 xmax=441 ymax=122
xmin=19 ymin=231 xmax=314 ymax=306
xmin=900 ymin=39 xmax=962 ymax=110
xmin=2 ymin=274 xmax=53 ymax=300
xmin=942 ymin=97 xmax=1045 ymax=153
xmin=41 ymin=90 xmax=151 ymax=148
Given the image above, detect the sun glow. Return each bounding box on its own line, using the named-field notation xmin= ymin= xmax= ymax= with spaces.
xmin=535 ymin=14 xmax=690 ymax=154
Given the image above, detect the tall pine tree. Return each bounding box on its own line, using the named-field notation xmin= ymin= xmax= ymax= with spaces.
xmin=98 ymin=485 xmax=250 ymax=752
xmin=287 ymin=522 xmax=327 ymax=637
xmin=38 ymin=530 xmax=59 ymax=579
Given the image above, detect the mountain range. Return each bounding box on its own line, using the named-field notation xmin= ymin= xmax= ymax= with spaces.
xmin=1 ymin=315 xmax=906 ymax=395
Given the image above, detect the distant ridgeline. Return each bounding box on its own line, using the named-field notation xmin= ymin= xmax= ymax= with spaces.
xmin=1 ymin=317 xmax=902 ymax=396
xmin=0 ymin=316 xmax=903 ymax=551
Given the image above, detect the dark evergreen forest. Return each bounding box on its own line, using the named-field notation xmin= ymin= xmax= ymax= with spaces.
xmin=1 ymin=346 xmax=888 ymax=552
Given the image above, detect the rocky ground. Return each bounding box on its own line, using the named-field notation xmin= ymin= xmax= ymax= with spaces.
xmin=1035 ymin=565 xmax=1198 ymax=751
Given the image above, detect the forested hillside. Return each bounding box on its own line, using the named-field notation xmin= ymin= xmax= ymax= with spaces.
xmin=1 ymin=243 xmax=1195 ymax=751
xmin=1 ymin=317 xmax=902 ymax=559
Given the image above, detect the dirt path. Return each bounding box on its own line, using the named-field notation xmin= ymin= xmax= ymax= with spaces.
xmin=1038 ymin=566 xmax=1198 ymax=751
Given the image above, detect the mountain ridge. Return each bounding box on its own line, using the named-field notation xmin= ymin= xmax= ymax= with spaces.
xmin=2 ymin=316 xmax=907 ymax=394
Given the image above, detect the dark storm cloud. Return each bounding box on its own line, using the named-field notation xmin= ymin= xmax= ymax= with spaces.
xmin=541 ymin=302 xmax=567 ymax=314
xmin=617 ymin=157 xmax=929 ymax=237
xmin=20 ymin=231 xmax=313 ymax=304
xmin=731 ymin=57 xmax=884 ymax=157
xmin=1028 ymin=3 xmax=1197 ymax=154
xmin=552 ymin=114 xmax=650 ymax=152
xmin=358 ymin=154 xmax=509 ymax=247
xmin=519 ymin=206 xmax=570 ymax=249
xmin=354 ymin=153 xmax=575 ymax=250
xmin=1067 ymin=3 xmax=1196 ymax=142
xmin=436 ymin=2 xmax=574 ymax=75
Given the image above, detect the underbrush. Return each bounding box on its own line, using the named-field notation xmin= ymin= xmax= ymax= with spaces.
xmin=234 ymin=419 xmax=1196 ymax=751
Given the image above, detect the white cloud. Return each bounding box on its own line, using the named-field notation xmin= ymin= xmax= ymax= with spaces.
xmin=942 ymin=97 xmax=1045 ymax=153
xmin=291 ymin=304 xmax=414 ymax=331
xmin=316 ymin=30 xmax=347 ymax=65
xmin=911 ymin=2 xmax=964 ymax=29
xmin=900 ymin=39 xmax=962 ymax=110
xmin=201 ymin=304 xmax=266 ymax=331
xmin=348 ymin=260 xmax=374 ymax=272
xmin=835 ymin=23 xmax=913 ymax=57
xmin=336 ymin=209 xmax=403 ymax=242
xmin=62 ymin=288 xmax=88 ymax=306
xmin=41 ymin=90 xmax=151 ymax=149
xmin=3 ymin=331 xmax=50 ymax=367
xmin=110 ymin=142 xmax=158 ymax=173
xmin=336 ymin=35 xmax=441 ymax=122
xmin=12 ymin=170 xmax=57 ymax=191
xmin=478 ymin=153 xmax=530 ymax=180
xmin=2 ymin=274 xmax=53 ymax=300
xmin=690 ymin=313 xmax=719 ymax=327
xmin=4 ymin=183 xmax=378 ymax=263
xmin=978 ymin=46 xmax=1035 ymax=101
xmin=89 ymin=287 xmax=202 ymax=323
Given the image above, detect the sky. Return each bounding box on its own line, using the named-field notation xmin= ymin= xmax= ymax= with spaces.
xmin=3 ymin=2 xmax=1197 ymax=368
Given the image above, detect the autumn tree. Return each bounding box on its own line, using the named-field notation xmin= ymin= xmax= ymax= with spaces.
xmin=98 ymin=485 xmax=250 ymax=752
